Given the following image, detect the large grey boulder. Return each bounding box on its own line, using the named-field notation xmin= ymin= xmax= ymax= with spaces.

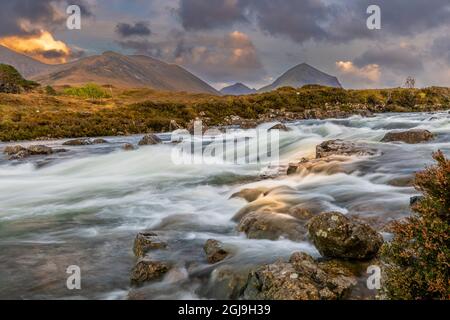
xmin=243 ymin=252 xmax=357 ymax=300
xmin=138 ymin=134 xmax=162 ymax=146
xmin=204 ymin=239 xmax=230 ymax=264
xmin=316 ymin=140 xmax=377 ymax=158
xmin=308 ymin=212 xmax=383 ymax=260
xmin=381 ymin=129 xmax=434 ymax=144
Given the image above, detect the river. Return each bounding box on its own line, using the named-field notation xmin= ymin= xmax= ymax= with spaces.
xmin=0 ymin=111 xmax=449 ymax=299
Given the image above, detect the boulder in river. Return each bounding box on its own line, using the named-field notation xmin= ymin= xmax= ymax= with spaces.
xmin=287 ymin=157 xmax=348 ymax=176
xmin=27 ymin=145 xmax=53 ymax=155
xmin=268 ymin=123 xmax=290 ymax=132
xmin=316 ymin=140 xmax=377 ymax=158
xmin=204 ymin=239 xmax=229 ymax=264
xmin=133 ymin=232 xmax=167 ymax=258
xmin=243 ymin=252 xmax=357 ymax=300
xmin=204 ymin=265 xmax=250 ymax=299
xmin=230 ymin=188 xmax=269 ymax=203
xmin=410 ymin=195 xmax=424 ymax=206
xmin=4 ymin=144 xmax=55 ymax=160
xmin=138 ymin=134 xmax=162 ymax=146
xmin=92 ymin=138 xmax=108 ymax=144
xmin=381 ymin=129 xmax=434 ymax=144
xmin=237 ymin=211 xmax=307 ymax=241
xmin=308 ymin=212 xmax=383 ymax=260
xmin=63 ymin=138 xmax=92 ymax=146
xmin=3 ymin=145 xmax=27 ymax=155
xmin=122 ymin=143 xmax=136 ymax=151
xmin=130 ymin=259 xmax=170 ymax=285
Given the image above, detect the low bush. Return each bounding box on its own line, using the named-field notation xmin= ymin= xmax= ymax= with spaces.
xmin=381 ymin=151 xmax=450 ymax=300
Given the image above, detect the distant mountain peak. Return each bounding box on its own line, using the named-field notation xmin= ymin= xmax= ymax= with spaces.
xmin=220 ymin=82 xmax=256 ymax=95
xmin=259 ymin=63 xmax=342 ymax=92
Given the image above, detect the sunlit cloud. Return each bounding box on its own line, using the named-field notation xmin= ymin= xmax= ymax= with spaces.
xmin=0 ymin=31 xmax=71 ymax=64
xmin=336 ymin=60 xmax=381 ymax=86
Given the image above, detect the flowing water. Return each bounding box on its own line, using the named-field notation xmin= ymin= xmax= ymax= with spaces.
xmin=0 ymin=111 xmax=449 ymax=299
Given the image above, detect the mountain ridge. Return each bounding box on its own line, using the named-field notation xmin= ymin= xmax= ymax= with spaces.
xmin=259 ymin=63 xmax=342 ymax=92
xmin=220 ymin=82 xmax=257 ymax=95
xmin=0 ymin=47 xmax=219 ymax=94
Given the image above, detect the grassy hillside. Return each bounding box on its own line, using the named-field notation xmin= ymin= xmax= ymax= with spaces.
xmin=0 ymin=85 xmax=449 ymax=141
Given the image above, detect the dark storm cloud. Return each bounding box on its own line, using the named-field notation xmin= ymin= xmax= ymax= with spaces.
xmin=354 ymin=47 xmax=424 ymax=73
xmin=116 ymin=39 xmax=162 ymax=57
xmin=178 ymin=0 xmax=450 ymax=44
xmin=353 ymin=0 xmax=450 ymax=36
xmin=432 ymin=36 xmax=450 ymax=64
xmin=116 ymin=22 xmax=152 ymax=37
xmin=178 ymin=0 xmax=247 ymax=30
xmin=0 ymin=0 xmax=93 ymax=37
xmin=117 ymin=30 xmax=266 ymax=83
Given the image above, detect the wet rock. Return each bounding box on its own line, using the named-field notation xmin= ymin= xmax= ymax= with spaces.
xmin=92 ymin=138 xmax=108 ymax=144
xmin=239 ymin=120 xmax=259 ymax=129
xmin=308 ymin=212 xmax=383 ymax=260
xmin=410 ymin=195 xmax=424 ymax=206
xmin=381 ymin=129 xmax=434 ymax=144
xmin=237 ymin=211 xmax=307 ymax=241
xmin=122 ymin=143 xmax=136 ymax=151
xmin=5 ymin=145 xmax=54 ymax=159
xmin=3 ymin=145 xmax=26 ymax=155
xmin=243 ymin=252 xmax=357 ymax=300
xmin=133 ymin=232 xmax=167 ymax=258
xmin=287 ymin=157 xmax=348 ymax=176
xmin=268 ymin=123 xmax=290 ymax=132
xmin=27 ymin=145 xmax=53 ymax=155
xmin=204 ymin=239 xmax=229 ymax=264
xmin=8 ymin=150 xmax=30 ymax=160
xmin=187 ymin=120 xmax=209 ymax=135
xmin=130 ymin=260 xmax=170 ymax=285
xmin=169 ymin=120 xmax=182 ymax=131
xmin=316 ymin=140 xmax=377 ymax=158
xmin=138 ymin=134 xmax=162 ymax=146
xmin=230 ymin=188 xmax=269 ymax=202
xmin=205 ymin=265 xmax=250 ymax=299
xmin=63 ymin=138 xmax=92 ymax=146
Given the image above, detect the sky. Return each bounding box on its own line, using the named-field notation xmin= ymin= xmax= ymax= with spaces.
xmin=0 ymin=0 xmax=449 ymax=90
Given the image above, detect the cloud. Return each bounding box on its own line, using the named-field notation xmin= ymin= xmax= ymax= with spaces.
xmin=178 ymin=0 xmax=247 ymax=30
xmin=0 ymin=31 xmax=74 ymax=64
xmin=0 ymin=0 xmax=93 ymax=37
xmin=432 ymin=36 xmax=450 ymax=64
xmin=116 ymin=22 xmax=151 ymax=37
xmin=336 ymin=61 xmax=381 ymax=87
xmin=118 ymin=30 xmax=265 ymax=83
xmin=354 ymin=46 xmax=423 ymax=73
xmin=177 ymin=0 xmax=450 ymax=44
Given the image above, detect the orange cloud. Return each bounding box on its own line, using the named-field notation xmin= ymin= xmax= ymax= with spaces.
xmin=336 ymin=61 xmax=381 ymax=83
xmin=0 ymin=31 xmax=71 ymax=64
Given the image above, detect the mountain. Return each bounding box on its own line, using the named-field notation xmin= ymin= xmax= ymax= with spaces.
xmin=0 ymin=48 xmax=219 ymax=94
xmin=34 ymin=51 xmax=219 ymax=94
xmin=220 ymin=83 xmax=257 ymax=95
xmin=0 ymin=45 xmax=55 ymax=78
xmin=259 ymin=63 xmax=342 ymax=92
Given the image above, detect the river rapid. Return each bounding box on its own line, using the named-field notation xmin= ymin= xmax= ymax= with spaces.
xmin=0 ymin=111 xmax=449 ymax=299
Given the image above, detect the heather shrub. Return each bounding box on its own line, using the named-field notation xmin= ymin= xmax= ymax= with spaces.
xmin=381 ymin=151 xmax=450 ymax=299
xmin=63 ymin=84 xmax=111 ymax=99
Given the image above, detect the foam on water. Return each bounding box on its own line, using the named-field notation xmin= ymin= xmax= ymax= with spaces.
xmin=0 ymin=111 xmax=449 ymax=299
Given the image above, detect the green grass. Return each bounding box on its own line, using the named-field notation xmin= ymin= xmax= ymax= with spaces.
xmin=0 ymin=86 xmax=448 ymax=141
xmin=63 ymin=84 xmax=111 ymax=99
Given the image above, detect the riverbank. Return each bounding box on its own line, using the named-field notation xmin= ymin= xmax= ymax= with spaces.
xmin=0 ymin=86 xmax=449 ymax=141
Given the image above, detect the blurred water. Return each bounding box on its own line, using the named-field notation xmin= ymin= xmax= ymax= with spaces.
xmin=0 ymin=111 xmax=449 ymax=299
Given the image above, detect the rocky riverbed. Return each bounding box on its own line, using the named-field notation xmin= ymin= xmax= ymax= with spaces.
xmin=0 ymin=111 xmax=449 ymax=299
